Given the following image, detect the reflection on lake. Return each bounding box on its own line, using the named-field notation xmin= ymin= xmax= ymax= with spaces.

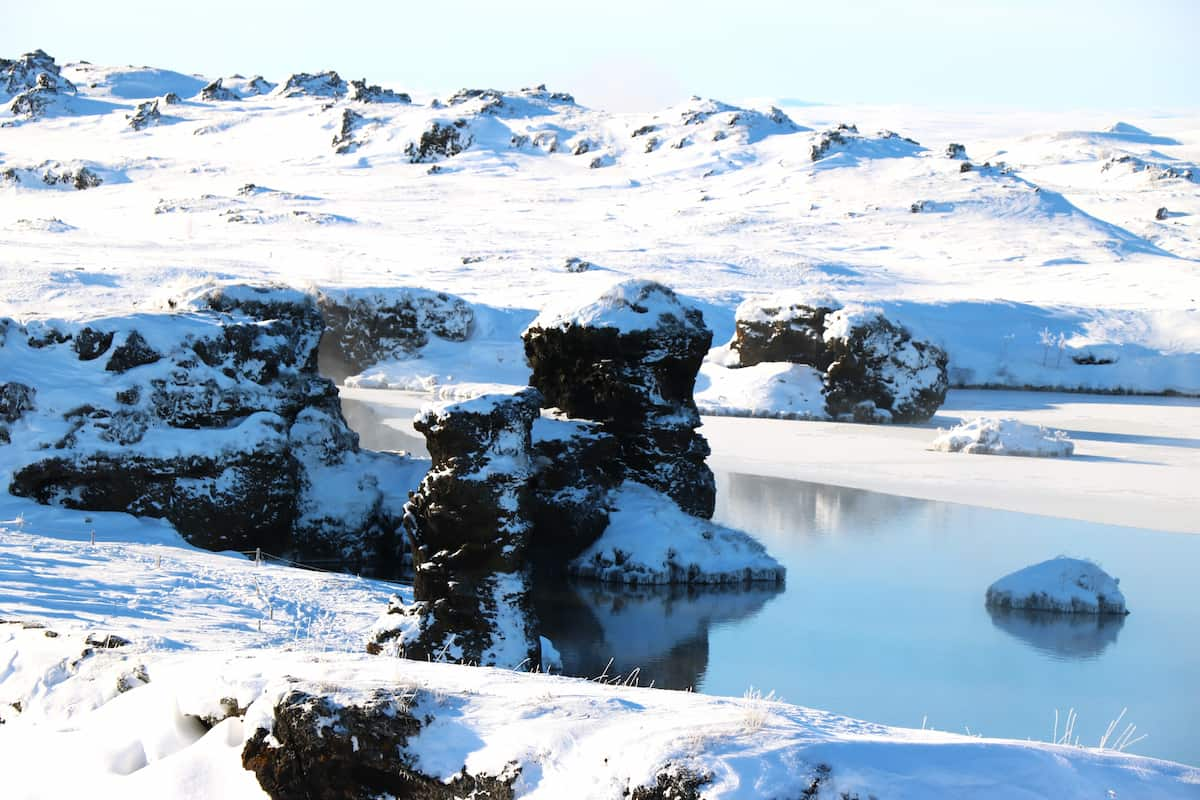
xmin=986 ymin=607 xmax=1125 ymax=661
xmin=532 ymin=472 xmax=1200 ymax=766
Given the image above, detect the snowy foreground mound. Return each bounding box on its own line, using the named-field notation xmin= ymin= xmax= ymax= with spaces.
xmin=569 ymin=482 xmax=786 ymax=585
xmin=930 ymin=417 xmax=1075 ymax=457
xmin=987 ymin=557 xmax=1128 ymax=615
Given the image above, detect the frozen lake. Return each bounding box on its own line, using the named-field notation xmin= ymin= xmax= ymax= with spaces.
xmin=536 ymin=473 xmax=1200 ymax=766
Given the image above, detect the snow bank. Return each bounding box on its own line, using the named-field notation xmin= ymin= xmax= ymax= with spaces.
xmin=696 ymin=360 xmax=826 ymax=419
xmin=569 ymin=482 xmax=786 ymax=585
xmin=986 ymin=557 xmax=1128 ymax=615
xmin=931 ymin=417 xmax=1075 ymax=457
xmin=529 ymin=278 xmax=705 ymax=335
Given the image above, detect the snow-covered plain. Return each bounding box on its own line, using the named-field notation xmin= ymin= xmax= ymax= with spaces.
xmin=3 ymin=52 xmax=1200 ymax=796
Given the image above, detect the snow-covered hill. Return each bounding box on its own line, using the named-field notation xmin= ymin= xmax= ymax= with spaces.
xmin=1 ymin=50 xmax=1198 ymax=397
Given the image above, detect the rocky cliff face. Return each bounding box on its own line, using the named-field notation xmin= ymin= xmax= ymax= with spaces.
xmin=523 ymin=279 xmax=715 ymax=518
xmin=3 ymin=284 xmax=422 ymax=565
xmin=373 ymin=389 xmax=543 ymax=667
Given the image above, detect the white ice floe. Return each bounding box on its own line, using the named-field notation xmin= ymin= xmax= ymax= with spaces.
xmin=986 ymin=557 xmax=1128 ymax=615
xmin=569 ymin=481 xmax=786 ymax=585
xmin=930 ymin=416 xmax=1075 ymax=457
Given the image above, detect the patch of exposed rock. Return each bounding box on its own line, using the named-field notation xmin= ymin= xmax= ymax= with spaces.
xmin=127 ymin=99 xmax=162 ymax=130
xmin=2 ymin=50 xmax=76 ymax=120
xmin=404 ymin=119 xmax=473 ymax=163
xmin=242 ymin=687 xmax=519 ymax=800
xmin=349 ymin=78 xmax=411 ymax=104
xmin=331 ymin=108 xmax=366 ymax=154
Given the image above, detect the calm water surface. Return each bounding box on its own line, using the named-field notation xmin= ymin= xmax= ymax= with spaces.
xmin=536 ymin=473 xmax=1200 ymax=766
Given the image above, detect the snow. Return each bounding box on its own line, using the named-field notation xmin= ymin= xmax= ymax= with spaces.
xmin=570 ymin=482 xmax=786 ymax=585
xmin=529 ymin=278 xmax=703 ymax=335
xmin=696 ymin=360 xmax=827 ymax=419
xmin=931 ymin=417 xmax=1075 ymax=457
xmin=986 ymin=557 xmax=1128 ymax=615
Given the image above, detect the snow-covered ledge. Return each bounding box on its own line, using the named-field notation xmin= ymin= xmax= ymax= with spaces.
xmin=986 ymin=557 xmax=1128 ymax=615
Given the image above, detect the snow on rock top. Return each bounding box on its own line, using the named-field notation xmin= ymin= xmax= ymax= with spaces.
xmin=930 ymin=417 xmax=1075 ymax=457
xmin=529 ymin=278 xmax=706 ymax=335
xmin=810 ymin=123 xmax=924 ymax=163
xmin=276 ymin=71 xmax=347 ymax=99
xmin=986 ymin=557 xmax=1128 ymax=615
xmin=629 ymin=95 xmax=805 ymax=150
xmin=1 ymin=49 xmax=74 ymax=98
xmin=734 ymin=291 xmax=842 ymax=325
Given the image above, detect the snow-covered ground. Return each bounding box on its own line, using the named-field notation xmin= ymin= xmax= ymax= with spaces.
xmin=1 ymin=528 xmax=1196 ymax=798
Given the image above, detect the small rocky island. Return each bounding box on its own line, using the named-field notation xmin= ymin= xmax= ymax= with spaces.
xmin=986 ymin=557 xmax=1128 ymax=615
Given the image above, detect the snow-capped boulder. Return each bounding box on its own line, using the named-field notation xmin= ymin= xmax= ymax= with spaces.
xmin=0 ymin=161 xmax=103 ymax=190
xmin=314 ymin=287 xmax=474 ymax=378
xmin=382 ymin=389 xmax=543 ymax=667
xmin=822 ymin=306 xmax=948 ymax=423
xmin=569 ymin=482 xmax=786 ymax=585
xmin=404 ymin=118 xmax=473 ymax=163
xmin=986 ymin=557 xmax=1128 ymax=615
xmin=200 ymin=74 xmax=275 ymax=101
xmin=6 ymin=283 xmax=418 ymax=564
xmin=242 ymin=686 xmax=519 ymax=799
xmin=198 ymin=77 xmax=237 ymax=102
xmin=524 ymin=279 xmax=716 ymax=518
xmin=277 ymin=70 xmax=346 ymax=99
xmin=729 ymin=297 xmax=948 ymax=423
xmin=931 ymin=417 xmax=1075 ymax=457
xmin=631 ymin=96 xmax=804 ymax=150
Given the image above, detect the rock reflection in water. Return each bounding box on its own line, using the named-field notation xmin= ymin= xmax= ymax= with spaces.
xmin=535 ymin=579 xmax=783 ymax=690
xmin=987 ymin=607 xmax=1126 ymax=661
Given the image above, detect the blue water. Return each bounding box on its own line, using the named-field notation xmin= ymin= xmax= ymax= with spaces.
xmin=538 ymin=473 xmax=1200 ymax=766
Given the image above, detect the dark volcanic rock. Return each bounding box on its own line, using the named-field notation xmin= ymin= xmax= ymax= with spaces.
xmin=404 ymin=119 xmax=473 ymax=163
xmin=242 ymin=688 xmax=519 ymax=800
xmin=6 ymin=284 xmax=414 ymax=562
xmin=523 ymin=279 xmax=715 ymax=518
xmin=946 ymin=142 xmax=968 ymax=159
xmin=732 ymin=298 xmax=949 ymax=423
xmin=348 ymin=79 xmax=411 ymax=104
xmin=376 ymin=390 xmax=542 ymax=666
xmin=821 ymin=308 xmax=949 ymax=423
xmin=0 ymin=381 xmax=35 ymax=445
xmin=278 ymin=71 xmax=347 ymax=98
xmin=331 ymin=108 xmax=365 ymax=154
xmin=3 ymin=50 xmax=75 ymax=119
xmin=314 ymin=288 xmax=474 ymax=379
xmin=529 ymin=416 xmax=621 ymax=562
xmin=732 ymin=299 xmax=838 ymax=369
xmin=200 ymin=78 xmax=237 ymax=101
xmin=105 ymin=331 xmax=161 ymax=372
xmin=1156 ymin=206 xmax=1169 ymax=221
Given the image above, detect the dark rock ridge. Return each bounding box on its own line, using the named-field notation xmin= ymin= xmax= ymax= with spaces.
xmin=199 ymin=78 xmax=237 ymax=101
xmin=200 ymin=75 xmax=275 ymax=101
xmin=6 ymin=162 xmax=103 ymax=190
xmin=242 ymin=687 xmax=519 ymax=800
xmin=314 ymin=287 xmax=473 ymax=380
xmin=278 ymin=71 xmax=346 ymax=98
xmin=4 ymin=284 xmax=419 ymax=564
xmin=349 ymin=78 xmax=410 ymax=104
xmin=523 ymin=279 xmax=715 ymax=517
xmin=331 ymin=108 xmax=366 ymax=154
xmin=732 ymin=298 xmax=948 ymax=423
xmin=375 ymin=389 xmax=543 ymax=666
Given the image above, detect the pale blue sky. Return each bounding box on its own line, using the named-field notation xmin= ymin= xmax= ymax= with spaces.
xmin=3 ymin=0 xmax=1197 ymax=111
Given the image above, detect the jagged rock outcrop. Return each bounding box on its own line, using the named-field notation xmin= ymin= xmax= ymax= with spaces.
xmin=242 ymin=687 xmax=519 ymax=800
xmin=732 ymin=297 xmax=949 ymax=423
xmin=374 ymin=390 xmax=542 ymax=666
xmin=946 ymin=142 xmax=967 ymax=159
xmin=523 ymin=279 xmax=715 ymax=518
xmin=404 ymin=119 xmax=473 ymax=163
xmin=277 ymin=71 xmax=346 ymax=99
xmin=349 ymin=79 xmax=410 ymax=104
xmin=2 ymin=162 xmax=104 ymax=190
xmin=6 ymin=284 xmax=417 ymax=563
xmin=2 ymin=50 xmax=76 ymax=120
xmin=0 ymin=381 xmax=35 ymax=445
xmin=127 ymin=99 xmax=161 ymax=130
xmin=201 ymin=75 xmax=275 ymax=101
xmin=314 ymin=287 xmax=474 ymax=379
xmin=199 ymin=78 xmax=237 ymax=101
xmin=331 ymin=108 xmax=365 ymax=154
